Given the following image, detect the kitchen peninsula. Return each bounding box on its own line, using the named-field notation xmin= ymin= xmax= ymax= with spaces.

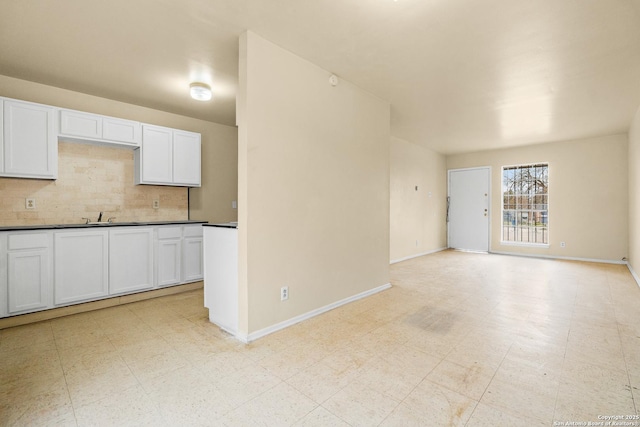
xmin=203 ymin=222 xmax=238 ymax=336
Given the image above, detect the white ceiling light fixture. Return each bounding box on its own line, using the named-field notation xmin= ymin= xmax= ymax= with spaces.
xmin=190 ymin=82 xmax=212 ymax=101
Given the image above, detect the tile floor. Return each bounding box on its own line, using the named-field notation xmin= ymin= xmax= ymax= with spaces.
xmin=1 ymin=250 xmax=639 ymax=426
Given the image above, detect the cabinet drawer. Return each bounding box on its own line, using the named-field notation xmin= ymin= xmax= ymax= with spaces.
xmin=157 ymin=227 xmax=182 ymax=239
xmin=183 ymin=225 xmax=203 ymax=238
xmin=8 ymin=233 xmax=49 ymax=250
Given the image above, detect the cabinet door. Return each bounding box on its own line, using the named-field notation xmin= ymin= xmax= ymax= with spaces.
xmin=3 ymin=99 xmax=57 ymax=179
xmin=157 ymin=239 xmax=181 ymax=287
xmin=183 ymin=237 xmax=203 ymax=282
xmin=8 ymin=249 xmax=49 ymax=313
xmin=0 ymin=101 xmax=3 ymax=173
xmin=173 ymin=130 xmax=201 ymax=186
xmin=109 ymin=228 xmax=153 ymax=294
xmin=59 ymin=109 xmax=102 ymax=139
xmin=138 ymin=125 xmax=173 ymax=184
xmin=103 ymin=117 xmax=141 ymax=146
xmin=54 ymin=230 xmax=109 ymax=305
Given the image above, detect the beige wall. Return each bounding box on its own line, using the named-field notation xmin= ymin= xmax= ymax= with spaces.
xmin=0 ymin=75 xmax=237 ymax=225
xmin=447 ymin=134 xmax=628 ymax=262
xmin=629 ymin=106 xmax=640 ymax=272
xmin=390 ymin=137 xmax=447 ymax=262
xmin=188 ymin=125 xmax=238 ymax=224
xmin=238 ymin=32 xmax=390 ymax=335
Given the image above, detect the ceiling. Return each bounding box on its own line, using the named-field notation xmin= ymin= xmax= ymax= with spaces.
xmin=1 ymin=0 xmax=640 ymax=154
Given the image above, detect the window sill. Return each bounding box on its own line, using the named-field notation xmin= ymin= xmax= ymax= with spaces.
xmin=500 ymin=241 xmax=550 ymax=248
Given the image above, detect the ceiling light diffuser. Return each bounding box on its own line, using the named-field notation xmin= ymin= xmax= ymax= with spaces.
xmin=190 ymin=82 xmax=212 ymax=101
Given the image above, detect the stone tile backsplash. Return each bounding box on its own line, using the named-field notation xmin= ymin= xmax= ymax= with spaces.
xmin=0 ymin=142 xmax=188 ymax=225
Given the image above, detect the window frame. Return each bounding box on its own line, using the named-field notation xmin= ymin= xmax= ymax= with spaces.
xmin=500 ymin=162 xmax=550 ymax=248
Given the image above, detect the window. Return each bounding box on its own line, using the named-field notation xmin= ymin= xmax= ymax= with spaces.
xmin=502 ymin=163 xmax=548 ymax=245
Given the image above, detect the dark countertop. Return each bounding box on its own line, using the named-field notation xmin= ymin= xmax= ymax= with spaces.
xmin=203 ymin=222 xmax=238 ymax=229
xmin=0 ymin=220 xmax=207 ymax=232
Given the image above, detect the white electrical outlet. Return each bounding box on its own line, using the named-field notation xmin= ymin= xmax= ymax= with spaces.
xmin=280 ymin=286 xmax=289 ymax=301
xmin=232 ymin=201 xmax=237 ymax=209
xmin=25 ymin=198 xmax=36 ymax=209
xmin=153 ymin=200 xmax=160 ymax=209
xmin=560 ymin=242 xmax=566 ymax=248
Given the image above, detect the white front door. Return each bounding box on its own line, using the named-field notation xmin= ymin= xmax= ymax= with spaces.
xmin=448 ymin=167 xmax=490 ymax=251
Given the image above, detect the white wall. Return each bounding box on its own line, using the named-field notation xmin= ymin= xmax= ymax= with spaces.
xmin=447 ymin=134 xmax=628 ymax=262
xmin=237 ymin=32 xmax=390 ymax=335
xmin=390 ymin=137 xmax=447 ymax=262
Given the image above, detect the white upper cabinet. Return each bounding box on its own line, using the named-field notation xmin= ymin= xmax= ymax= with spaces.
xmin=60 ymin=109 xmax=101 ymax=139
xmin=0 ymin=101 xmax=3 ymax=170
xmin=173 ymin=130 xmax=201 ymax=186
xmin=59 ymin=109 xmax=141 ymax=147
xmin=135 ymin=124 xmax=201 ymax=187
xmin=2 ymin=98 xmax=57 ymax=179
xmin=136 ymin=124 xmax=173 ymax=184
xmin=102 ymin=117 xmax=141 ymax=145
xmin=0 ymin=97 xmax=199 ymax=185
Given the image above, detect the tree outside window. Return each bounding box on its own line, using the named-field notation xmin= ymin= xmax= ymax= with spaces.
xmin=502 ymin=163 xmax=548 ymax=244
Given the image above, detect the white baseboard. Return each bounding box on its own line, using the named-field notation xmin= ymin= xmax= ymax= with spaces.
xmin=237 ymin=282 xmax=392 ymax=343
xmin=490 ymin=250 xmax=627 ymax=265
xmin=390 ymin=247 xmax=447 ymax=264
xmin=627 ymin=263 xmax=640 ymax=289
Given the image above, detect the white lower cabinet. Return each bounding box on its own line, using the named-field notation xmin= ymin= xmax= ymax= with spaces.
xmin=156 ymin=227 xmax=182 ymax=287
xmin=9 ymin=250 xmax=50 ymax=313
xmin=183 ymin=225 xmax=203 ymax=282
xmin=54 ymin=230 xmax=109 ymax=305
xmin=1 ymin=223 xmax=204 ymax=318
xmin=6 ymin=232 xmax=52 ymax=314
xmin=109 ymin=228 xmax=153 ymax=294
